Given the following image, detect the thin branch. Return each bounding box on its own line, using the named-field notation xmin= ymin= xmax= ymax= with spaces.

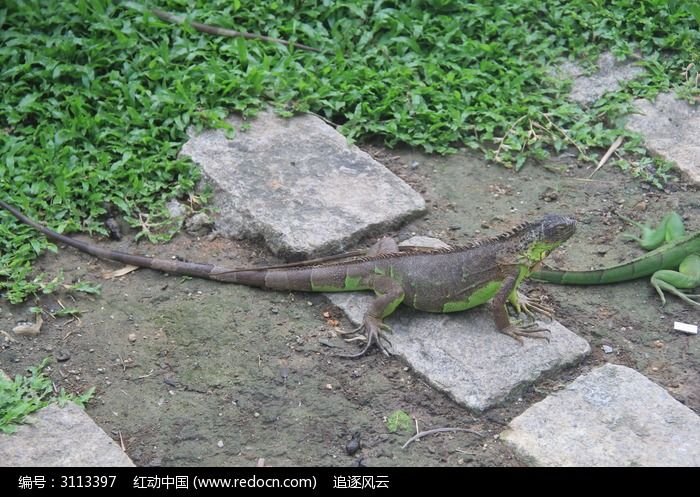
xmin=542 ymin=113 xmax=587 ymax=159
xmin=402 ymin=427 xmax=484 ymax=449
xmin=119 ymin=431 xmax=126 ymax=452
xmin=150 ymin=8 xmax=323 ymax=53
xmin=494 ymin=115 xmax=527 ymax=164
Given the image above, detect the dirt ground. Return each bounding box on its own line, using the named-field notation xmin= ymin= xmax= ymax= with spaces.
xmin=1 ymin=146 xmax=698 ymax=466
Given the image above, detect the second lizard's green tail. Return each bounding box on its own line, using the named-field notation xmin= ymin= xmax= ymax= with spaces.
xmin=532 ymin=232 xmax=700 ymax=285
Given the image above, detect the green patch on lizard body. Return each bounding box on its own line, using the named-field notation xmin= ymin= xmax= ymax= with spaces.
xmin=380 ymin=294 xmax=404 ymax=318
xmin=442 ymin=280 xmax=502 ymax=313
xmin=343 ymin=275 xmax=363 ymax=291
xmin=310 ymin=274 xmax=365 ymax=292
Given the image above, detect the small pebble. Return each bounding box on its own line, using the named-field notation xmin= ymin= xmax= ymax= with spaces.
xmin=54 ymin=348 xmax=71 ymax=362
xmin=128 ymin=333 xmax=137 ymax=343
xmin=346 ymin=432 xmax=361 ymax=456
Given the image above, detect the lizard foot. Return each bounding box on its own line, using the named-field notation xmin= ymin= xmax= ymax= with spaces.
xmin=335 ymin=324 xmax=364 ymax=336
xmin=499 ymin=323 xmax=551 ymax=344
xmin=335 ymin=316 xmax=393 ymax=358
xmin=515 ymin=291 xmax=554 ymax=318
xmin=651 ymin=271 xmax=700 ymax=309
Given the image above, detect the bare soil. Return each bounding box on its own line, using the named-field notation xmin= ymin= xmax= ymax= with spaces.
xmin=1 ymin=146 xmax=697 ymax=466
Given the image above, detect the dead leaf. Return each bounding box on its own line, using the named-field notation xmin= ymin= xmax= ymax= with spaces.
xmin=103 ymin=265 xmax=139 ymax=279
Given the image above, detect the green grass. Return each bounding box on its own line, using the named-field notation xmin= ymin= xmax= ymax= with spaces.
xmin=0 ymin=357 xmax=95 ymax=434
xmin=1 ymin=0 xmax=698 ymax=303
xmin=385 ymin=409 xmax=413 ymax=434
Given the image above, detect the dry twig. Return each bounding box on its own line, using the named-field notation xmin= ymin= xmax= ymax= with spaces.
xmin=494 ymin=115 xmax=527 ymax=164
xmin=589 ymin=136 xmax=624 ymax=177
xmin=402 ymin=427 xmax=484 ymax=449
xmin=151 ymin=8 xmax=322 ymax=53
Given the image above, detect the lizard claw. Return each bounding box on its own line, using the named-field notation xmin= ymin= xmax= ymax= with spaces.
xmin=335 ymin=316 xmax=393 ymax=358
xmin=515 ymin=291 xmax=554 ymax=318
xmin=652 ymin=279 xmax=700 ymax=308
xmin=500 ymin=323 xmax=551 ymax=344
xmin=336 ymin=323 xmax=365 ymax=336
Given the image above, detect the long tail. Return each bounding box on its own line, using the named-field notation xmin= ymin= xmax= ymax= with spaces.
xmin=0 ymin=200 xmax=259 ymax=283
xmin=0 ymin=200 xmax=340 ymax=291
xmin=532 ymin=233 xmax=700 ymax=285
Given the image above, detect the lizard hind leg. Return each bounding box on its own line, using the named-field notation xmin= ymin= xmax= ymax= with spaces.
xmin=650 ymin=255 xmax=700 ymax=308
xmin=336 ymin=276 xmax=405 ymax=358
xmin=651 ymin=272 xmax=700 ymax=308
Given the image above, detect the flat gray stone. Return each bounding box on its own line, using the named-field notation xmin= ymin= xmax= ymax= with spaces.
xmin=625 ymin=92 xmax=700 ymax=184
xmin=330 ymin=295 xmax=589 ymax=412
xmin=180 ymin=110 xmax=426 ymax=258
xmin=0 ymin=402 xmax=134 ymax=467
xmin=558 ymin=52 xmax=644 ymax=105
xmin=327 ymin=237 xmax=590 ymax=412
xmin=501 ymin=364 xmax=700 ymax=466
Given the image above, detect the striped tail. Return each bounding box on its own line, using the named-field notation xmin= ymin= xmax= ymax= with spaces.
xmin=532 ymin=234 xmax=700 ymax=285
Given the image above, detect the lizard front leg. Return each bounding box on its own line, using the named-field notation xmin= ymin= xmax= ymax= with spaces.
xmin=338 ymin=276 xmax=405 ymax=358
xmin=493 ymin=272 xmax=550 ymax=344
xmin=618 ymin=212 xmax=685 ymax=250
xmin=510 ymin=290 xmax=554 ymax=318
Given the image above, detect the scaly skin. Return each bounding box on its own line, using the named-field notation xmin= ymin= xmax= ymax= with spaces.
xmin=532 ymin=213 xmax=700 ymax=308
xmin=0 ymin=200 xmax=576 ymax=355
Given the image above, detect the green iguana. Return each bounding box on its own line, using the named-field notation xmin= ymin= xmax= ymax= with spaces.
xmin=532 ymin=212 xmax=700 ymax=308
xmin=0 ymin=200 xmax=576 ymax=356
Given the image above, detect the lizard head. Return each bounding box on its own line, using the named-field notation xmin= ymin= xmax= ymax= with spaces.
xmin=518 ymin=214 xmax=577 ymax=267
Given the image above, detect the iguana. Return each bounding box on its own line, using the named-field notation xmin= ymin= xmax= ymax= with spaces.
xmin=531 ymin=212 xmax=700 ymax=308
xmin=0 ymin=200 xmax=576 ymax=355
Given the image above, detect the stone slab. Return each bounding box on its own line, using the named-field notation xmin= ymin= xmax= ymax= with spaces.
xmin=0 ymin=402 xmax=134 ymax=467
xmin=180 ymin=110 xmax=426 ymax=258
xmin=501 ymin=364 xmax=700 ymax=466
xmin=327 ymin=237 xmax=590 ymax=412
xmin=557 ymin=52 xmax=644 ymax=105
xmin=625 ymin=92 xmax=700 ymax=184
xmin=329 ymin=294 xmax=589 ymax=412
